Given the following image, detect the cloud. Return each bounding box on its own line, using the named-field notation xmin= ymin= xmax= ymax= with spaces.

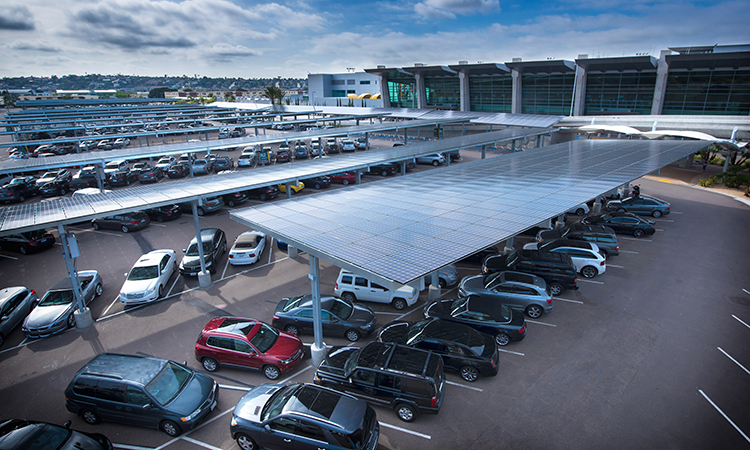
xmin=0 ymin=5 xmax=35 ymax=30
xmin=414 ymin=3 xmax=456 ymax=19
xmin=203 ymin=43 xmax=262 ymax=63
xmin=6 ymin=40 xmax=60 ymax=52
xmin=415 ymin=0 xmax=499 ymax=19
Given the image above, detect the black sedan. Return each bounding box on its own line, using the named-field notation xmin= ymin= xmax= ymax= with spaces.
xmin=272 ymin=295 xmax=377 ymax=342
xmin=92 ymin=211 xmax=150 ymax=232
xmin=0 ymin=229 xmax=56 ymax=254
xmin=0 ymin=419 xmax=112 ymax=450
xmin=168 ymin=162 xmax=190 ymax=178
xmin=366 ymin=163 xmax=398 ymax=177
xmin=580 ymin=211 xmax=656 ymax=237
xmin=423 ymin=295 xmax=527 ymax=347
xmin=37 ymin=179 xmax=70 ymax=197
xmin=108 ymin=169 xmax=138 ymax=187
xmin=378 ymin=318 xmax=499 ymax=382
xmin=145 ymin=205 xmax=182 ymax=222
xmin=222 ymin=191 xmax=247 ymax=207
xmin=303 ymin=176 xmax=332 ymax=189
xmin=0 ymin=176 xmax=37 ymax=203
xmin=243 ymin=186 xmax=279 ymax=201
xmin=137 ymin=166 xmax=164 ymax=183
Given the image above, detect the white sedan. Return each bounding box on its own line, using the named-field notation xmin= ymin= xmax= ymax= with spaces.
xmin=119 ymin=250 xmax=177 ymax=305
xmin=228 ymin=231 xmax=266 ymax=266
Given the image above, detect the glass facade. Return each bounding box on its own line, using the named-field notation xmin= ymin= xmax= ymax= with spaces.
xmin=584 ymin=72 xmax=656 ymax=115
xmin=662 ymin=69 xmax=750 ymax=115
xmin=331 ymin=90 xmax=346 ymax=97
xmin=387 ymin=76 xmax=417 ymax=108
xmin=425 ymin=77 xmax=460 ymax=109
xmin=521 ymin=73 xmax=575 ymax=115
xmin=469 ymin=75 xmax=512 ymax=112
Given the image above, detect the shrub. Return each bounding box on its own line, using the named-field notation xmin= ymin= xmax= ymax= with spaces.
xmin=723 ymin=174 xmax=750 ymax=189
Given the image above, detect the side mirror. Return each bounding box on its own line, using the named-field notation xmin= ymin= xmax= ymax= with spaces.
xmin=182 ymin=249 xmax=186 ymax=253
xmin=142 ymin=403 xmax=152 ymax=410
xmin=182 ymin=360 xmax=187 ymax=366
xmin=264 ymin=424 xmax=271 ymax=433
xmin=64 ymin=420 xmax=71 ymax=429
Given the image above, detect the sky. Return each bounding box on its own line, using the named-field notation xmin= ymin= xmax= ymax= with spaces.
xmin=0 ymin=0 xmax=747 ymax=79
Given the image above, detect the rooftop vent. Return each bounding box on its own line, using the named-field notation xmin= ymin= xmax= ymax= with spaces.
xmin=578 ymin=54 xmax=588 ymax=59
xmin=377 ymin=65 xmax=385 ymax=69
xmin=512 ymin=58 xmax=522 ymax=62
xmin=414 ymin=63 xmax=424 ymax=67
xmin=459 ymin=61 xmax=468 ymax=65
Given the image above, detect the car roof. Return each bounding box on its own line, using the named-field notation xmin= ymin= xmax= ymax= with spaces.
xmin=133 ymin=250 xmax=172 ymax=267
xmin=78 ymin=353 xmax=168 ymax=385
xmin=278 ymin=384 xmax=366 ymax=433
xmin=0 ymin=286 xmax=27 ymax=304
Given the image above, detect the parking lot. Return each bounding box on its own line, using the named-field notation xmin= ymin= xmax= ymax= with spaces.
xmin=1 ymin=151 xmax=749 ymax=449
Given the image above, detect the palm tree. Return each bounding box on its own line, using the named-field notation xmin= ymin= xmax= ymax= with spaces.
xmin=262 ymin=86 xmax=285 ymax=105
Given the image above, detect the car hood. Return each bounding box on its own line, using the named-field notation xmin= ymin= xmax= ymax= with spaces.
xmin=266 ymin=333 xmax=302 ymax=358
xmin=234 ymin=384 xmax=285 ymax=422
xmin=61 ymin=429 xmax=111 ymax=450
xmin=377 ymin=321 xmax=410 ymax=345
xmin=423 ymin=299 xmax=455 ymax=319
xmin=167 ymin=372 xmax=214 ymax=415
xmin=348 ymin=303 xmax=376 ymax=326
xmin=182 ymin=253 xmax=211 ymax=268
xmin=318 ymin=346 xmax=358 ymax=375
xmin=458 ymin=275 xmax=484 ymax=293
xmin=25 ymin=303 xmax=71 ymax=328
xmin=121 ymin=278 xmax=158 ymax=296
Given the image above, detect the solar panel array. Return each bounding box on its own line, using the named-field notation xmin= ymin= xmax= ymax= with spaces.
xmin=231 ymin=139 xmax=709 ymax=285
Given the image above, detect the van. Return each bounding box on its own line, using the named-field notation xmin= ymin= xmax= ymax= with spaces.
xmin=334 ymin=269 xmax=418 ymax=310
xmin=537 ymin=223 xmax=620 ymax=256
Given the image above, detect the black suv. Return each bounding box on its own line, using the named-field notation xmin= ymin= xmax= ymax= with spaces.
xmin=64 ymin=353 xmax=219 ymax=436
xmin=314 ymin=341 xmax=446 ymax=422
xmin=365 ymin=163 xmax=398 ymax=177
xmin=179 ymin=228 xmax=227 ymax=275
xmin=536 ymin=223 xmax=620 ymax=256
xmin=482 ymin=249 xmax=578 ymax=295
xmin=0 ymin=419 xmax=113 ymax=450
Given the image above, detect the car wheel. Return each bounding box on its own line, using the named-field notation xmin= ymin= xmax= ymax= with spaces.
xmin=396 ymin=403 xmax=416 ymax=422
xmin=67 ymin=314 xmax=76 ymax=328
xmin=438 ymin=278 xmax=446 ymax=288
xmin=92 ymin=222 xmax=100 ymax=230
xmin=196 ymin=207 xmax=204 ymax=216
xmin=575 ymin=208 xmax=586 ymax=216
xmin=633 ymin=228 xmax=645 ymax=238
xmin=95 ymin=284 xmax=103 ymax=296
xmin=157 ymin=285 xmax=163 ymax=299
xmin=342 ymin=179 xmax=349 ymax=185
xmin=18 ymin=195 xmax=25 ymax=202
xmin=81 ymin=409 xmax=101 ymax=425
xmin=341 ymin=292 xmax=356 ymax=302
xmin=432 ymin=160 xmax=439 ymax=166
xmin=314 ymin=183 xmax=322 ymax=189
xmin=381 ymin=170 xmax=389 ymax=177
xmin=161 ymin=420 xmax=181 ymax=437
xmin=258 ymin=193 xmax=267 ymax=201
xmin=202 ymin=357 xmax=218 ymax=372
xmin=0 ymin=334 xmax=3 ymax=347
xmin=581 ymin=266 xmax=598 ymax=278
xmin=285 ymin=325 xmax=299 ymax=335
xmin=495 ymin=333 xmax=510 ymax=346
xmin=236 ymin=434 xmax=258 ymax=450
xmin=156 ymin=215 xmax=165 ymax=223
xmin=60 ymin=186 xmax=68 ymax=195
xmin=652 ymin=210 xmax=662 ymax=218
xmin=121 ymin=225 xmax=129 ymax=233
xmin=526 ymin=304 xmax=544 ymax=319
xmin=345 ymin=329 xmax=361 ymax=342
xmin=460 ymin=366 xmax=479 ymax=382
xmin=227 ymin=200 xmax=235 ymax=207
xmin=19 ymin=245 xmax=29 ymax=255
xmin=392 ymin=298 xmax=407 ymax=310
xmin=548 ymin=282 xmax=564 ymax=296
xmin=617 ymin=208 xmax=626 ymax=213
xmin=263 ymin=365 xmax=281 ymax=380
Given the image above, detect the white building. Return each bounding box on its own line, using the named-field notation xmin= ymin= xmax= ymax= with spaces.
xmin=307 ymin=72 xmax=382 ymax=107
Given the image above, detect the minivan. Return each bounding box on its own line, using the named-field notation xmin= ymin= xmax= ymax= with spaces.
xmin=179 ymin=227 xmax=227 ymax=275
xmin=334 ymin=269 xmax=418 ymax=310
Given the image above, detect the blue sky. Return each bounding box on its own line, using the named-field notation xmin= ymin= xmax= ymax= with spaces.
xmin=0 ymin=0 xmax=746 ymax=79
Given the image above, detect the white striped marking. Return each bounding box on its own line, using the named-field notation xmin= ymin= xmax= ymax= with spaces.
xmin=181 ymin=437 xmax=224 ymax=450
xmin=0 ymin=254 xmax=18 ymax=260
xmin=698 ymin=389 xmax=750 ymax=443
xmin=607 ymin=264 xmax=624 ymax=268
xmin=733 ymin=315 xmax=750 ymax=330
xmin=113 ymin=444 xmax=154 ymax=450
xmin=446 ymin=380 xmax=483 ymax=392
xmin=743 ymin=289 xmax=750 ymax=296
xmin=497 ymin=348 xmax=525 ymax=356
xmin=672 ymin=211 xmax=683 ymax=214
xmin=554 ymin=297 xmax=583 ymax=304
xmin=219 ymin=384 xmax=254 ymax=392
xmin=527 ymin=320 xmax=556 ymax=327
xmin=620 ymin=250 xmax=639 ymax=254
xmin=578 ymin=279 xmax=604 ymax=285
xmin=621 ymin=237 xmax=652 ymax=242
xmin=718 ymin=347 xmax=750 ymax=376
xmin=379 ymin=422 xmax=431 ymax=439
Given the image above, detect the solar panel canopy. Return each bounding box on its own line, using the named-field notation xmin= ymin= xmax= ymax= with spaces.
xmin=231 ymin=139 xmax=708 ymax=286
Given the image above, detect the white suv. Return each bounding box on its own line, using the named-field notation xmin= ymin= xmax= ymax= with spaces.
xmin=334 ymin=269 xmax=418 ymax=310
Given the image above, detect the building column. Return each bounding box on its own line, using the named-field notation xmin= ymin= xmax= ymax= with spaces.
xmin=572 ymin=63 xmax=587 ymax=116
xmin=511 ymin=68 xmax=522 ymax=114
xmin=459 ymin=71 xmax=470 ymax=112
xmin=378 ymin=75 xmax=391 ymax=108
xmin=651 ymin=50 xmax=671 ymax=115
xmin=415 ymin=74 xmax=427 ymax=109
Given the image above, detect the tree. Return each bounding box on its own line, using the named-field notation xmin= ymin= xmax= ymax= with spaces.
xmin=262 ymin=86 xmax=285 ymax=105
xmin=115 ymin=91 xmax=129 ymax=99
xmin=148 ymin=87 xmax=176 ymax=98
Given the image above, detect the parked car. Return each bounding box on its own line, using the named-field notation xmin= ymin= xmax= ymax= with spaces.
xmin=179 ymin=228 xmax=227 ymax=276
xmin=119 ymin=250 xmax=177 ymax=305
xmin=0 ymin=419 xmax=113 ymax=450
xmin=481 ymin=249 xmax=578 ymax=296
xmin=0 ymin=176 xmax=37 ymax=203
xmin=423 ymin=295 xmax=527 ymax=346
xmin=237 ymin=153 xmax=255 ymax=167
xmin=537 ymin=223 xmax=620 ymax=256
xmin=103 ymin=160 xmax=129 ymax=177
xmin=35 ymin=169 xmax=71 ymax=189
xmin=334 ymin=269 xmax=418 ymax=310
xmin=461 ymin=246 xmax=501 ymax=264
xmin=356 ymin=137 xmax=368 ymax=149
xmin=243 ymin=185 xmax=279 ymax=201
xmin=214 ymin=156 xmax=234 ymax=171
xmin=423 ymin=264 xmax=459 ymax=288
xmin=79 ymin=140 xmax=96 ymax=152
xmin=277 ymin=181 xmax=304 ymax=194
xmin=22 ymin=270 xmax=103 ymax=337
xmin=194 ymin=316 xmax=303 ymax=379
xmin=228 ymin=231 xmax=266 ymax=266
xmin=341 ymin=138 xmax=356 ymax=152
xmin=108 ymin=169 xmax=138 ymax=187
xmin=524 ymin=239 xmax=607 ymax=278
xmin=458 ymin=271 xmax=553 ymax=318
xmin=130 ymin=162 xmax=151 ymax=176
xmin=328 ymin=171 xmax=358 ymax=185
xmin=302 ymin=175 xmax=332 ymax=189
xmin=168 ymin=162 xmax=190 ymax=178
xmin=378 ymin=318 xmax=498 ymax=382
xmin=581 ymin=211 xmax=656 ymax=237
xmin=567 ymin=203 xmax=590 ymax=216
xmin=92 ymin=211 xmax=150 ymax=233
xmin=294 ymin=145 xmax=309 ymax=160
xmin=222 ymin=192 xmax=247 ymax=207
xmin=145 ymin=205 xmax=182 ymax=222
xmin=0 ymin=286 xmax=38 ymax=347
xmin=37 ymin=178 xmax=70 ymax=197
xmin=416 ymin=153 xmax=445 ymax=166
xmin=275 ymin=148 xmax=291 ymax=163
xmin=96 ymin=139 xmax=113 ymax=150
xmin=314 ymin=341 xmax=445 ymax=422
xmin=154 ymin=156 xmax=176 ymax=172
xmin=114 ymin=137 xmax=130 ymax=148
xmin=230 ymin=383 xmax=379 ymax=450
xmin=606 ymin=194 xmax=671 ymax=217
xmin=365 ymin=163 xmax=398 ymax=177
xmin=0 ymin=229 xmax=56 ymax=254
xmin=64 ymin=353 xmax=219 ymax=436
xmin=70 ymin=167 xmax=101 ymax=190
xmin=272 ymin=294 xmax=377 ymax=342
xmin=192 ymin=159 xmax=213 ymax=175
xmin=137 ymin=166 xmax=164 ymax=183
xmin=177 ymin=197 xmax=224 ymax=216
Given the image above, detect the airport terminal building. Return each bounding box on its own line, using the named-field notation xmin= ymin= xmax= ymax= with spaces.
xmin=353 ymin=44 xmax=750 ymax=117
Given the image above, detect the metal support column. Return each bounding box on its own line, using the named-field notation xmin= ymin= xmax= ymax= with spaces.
xmin=356 ymin=171 xmax=362 ymax=185
xmin=428 ymin=271 xmax=440 ymax=300
xmin=191 ymin=202 xmax=212 ymax=287
xmin=481 ymin=144 xmax=486 ymax=159
xmin=504 ymin=236 xmax=514 ymax=254
xmin=401 ymin=162 xmax=407 ymax=176
xmin=57 ymin=225 xmax=92 ymax=330
xmin=286 ymin=183 xmax=293 ymax=199
xmin=309 ymin=255 xmax=326 ymax=368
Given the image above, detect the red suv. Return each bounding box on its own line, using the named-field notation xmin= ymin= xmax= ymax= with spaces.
xmin=194 ymin=317 xmax=303 ymax=380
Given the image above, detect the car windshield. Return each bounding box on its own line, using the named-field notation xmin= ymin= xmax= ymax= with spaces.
xmin=262 ymin=384 xmax=298 ymax=421
xmin=283 ymin=295 xmax=303 ymax=312
xmin=145 ymin=361 xmax=192 ymax=406
xmin=450 ymin=298 xmax=469 ymax=315
xmin=2 ymin=423 xmax=70 ymax=450
xmin=40 ymin=172 xmax=56 ymax=179
xmin=343 ymin=347 xmax=362 ymax=376
xmin=249 ymin=323 xmax=280 ymax=353
xmin=186 ymin=242 xmax=212 ymax=256
xmin=39 ymin=290 xmax=73 ymax=306
xmin=329 ymin=298 xmax=353 ymax=320
xmin=406 ymin=319 xmax=433 ymax=344
xmin=128 ymin=265 xmax=158 ymax=280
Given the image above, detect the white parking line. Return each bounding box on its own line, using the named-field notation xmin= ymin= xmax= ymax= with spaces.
xmin=446 ymin=380 xmax=483 ymax=392
xmin=717 ymin=347 xmax=750 ymax=376
xmin=378 ymin=311 xmax=405 ymax=316
xmin=621 ymin=237 xmax=652 ymax=242
xmin=654 ymin=219 xmax=675 ymax=222
xmin=743 ymin=289 xmax=750 ymax=296
xmin=498 ymin=348 xmax=525 ymax=356
xmin=151 ymin=223 xmax=168 ymax=227
xmin=379 ymin=422 xmax=431 ymax=439
xmin=733 ymin=315 xmax=750 ymax=330
xmin=578 ymin=279 xmax=604 ymax=285
xmin=281 ymin=364 xmax=314 ymax=383
xmin=102 ymin=295 xmax=121 ymax=316
xmin=620 ymin=250 xmax=639 ymax=254
xmin=656 ymin=228 xmax=664 ymax=231
xmin=219 ymin=384 xmax=254 ymax=391
xmin=181 ymin=437 xmax=223 ymax=450
xmin=698 ymin=389 xmax=750 ymax=443
xmin=554 ymin=297 xmax=583 ymax=304
xmin=113 ymin=443 xmax=155 ymax=450
xmin=527 ymin=320 xmax=556 ymax=327
xmin=607 ymin=264 xmax=624 ymax=268
xmin=672 ymin=211 xmax=683 ymax=214
xmin=0 ymin=254 xmax=18 ymax=260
